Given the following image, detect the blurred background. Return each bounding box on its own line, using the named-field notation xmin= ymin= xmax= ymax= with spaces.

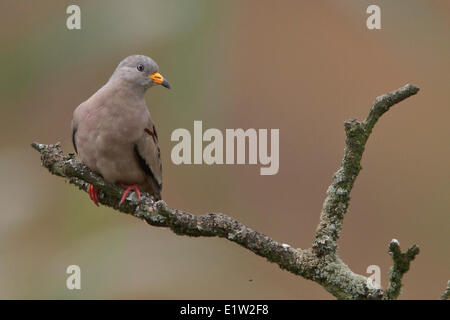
xmin=0 ymin=0 xmax=448 ymax=299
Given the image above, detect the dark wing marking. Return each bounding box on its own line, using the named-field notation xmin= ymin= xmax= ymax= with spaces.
xmin=153 ymin=125 xmax=158 ymax=141
xmin=72 ymin=127 xmax=78 ymax=154
xmin=134 ymin=144 xmax=162 ymax=196
xmin=144 ymin=127 xmax=158 ymax=144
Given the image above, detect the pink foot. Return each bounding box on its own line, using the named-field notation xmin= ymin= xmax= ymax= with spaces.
xmin=119 ymin=184 xmax=141 ymax=205
xmin=88 ymin=184 xmax=99 ymax=206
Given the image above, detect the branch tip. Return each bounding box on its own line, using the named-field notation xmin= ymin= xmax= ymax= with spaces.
xmin=385 ymin=240 xmax=419 ymax=299
xmin=440 ymin=281 xmax=450 ymax=300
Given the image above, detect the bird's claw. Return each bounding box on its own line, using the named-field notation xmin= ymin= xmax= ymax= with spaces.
xmin=119 ymin=184 xmax=141 ymax=205
xmin=88 ymin=184 xmax=99 ymax=206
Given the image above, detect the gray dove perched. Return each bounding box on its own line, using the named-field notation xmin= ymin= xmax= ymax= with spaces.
xmin=71 ymin=55 xmax=170 ymax=206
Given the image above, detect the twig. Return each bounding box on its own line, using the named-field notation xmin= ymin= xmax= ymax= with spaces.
xmin=385 ymin=239 xmax=420 ymax=300
xmin=32 ymin=84 xmax=425 ymax=299
xmin=441 ymin=281 xmax=450 ymax=300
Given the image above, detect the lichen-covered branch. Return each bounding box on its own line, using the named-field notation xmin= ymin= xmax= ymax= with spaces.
xmin=313 ymin=84 xmax=420 ymax=255
xmin=440 ymin=281 xmax=450 ymax=300
xmin=31 ymin=141 xmax=383 ymax=299
xmin=32 ymin=84 xmax=431 ymax=299
xmin=385 ymin=239 xmax=420 ymax=300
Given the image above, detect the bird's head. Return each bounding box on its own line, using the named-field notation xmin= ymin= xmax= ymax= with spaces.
xmin=110 ymin=55 xmax=170 ymax=91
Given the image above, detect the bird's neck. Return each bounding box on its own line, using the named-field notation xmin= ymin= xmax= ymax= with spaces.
xmin=107 ymin=76 xmax=147 ymax=100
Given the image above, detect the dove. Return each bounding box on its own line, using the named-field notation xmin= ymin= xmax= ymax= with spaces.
xmin=71 ymin=55 xmax=170 ymax=206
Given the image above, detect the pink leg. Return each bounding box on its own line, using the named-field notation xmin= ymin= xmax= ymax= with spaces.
xmin=88 ymin=184 xmax=99 ymax=206
xmin=119 ymin=184 xmax=141 ymax=205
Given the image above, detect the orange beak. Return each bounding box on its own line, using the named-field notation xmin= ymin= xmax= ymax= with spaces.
xmin=149 ymin=72 xmax=170 ymax=89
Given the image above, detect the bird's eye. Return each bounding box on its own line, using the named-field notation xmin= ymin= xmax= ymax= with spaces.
xmin=137 ymin=64 xmax=145 ymax=72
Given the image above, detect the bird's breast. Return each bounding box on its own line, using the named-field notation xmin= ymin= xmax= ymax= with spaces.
xmin=76 ymin=103 xmax=149 ymax=183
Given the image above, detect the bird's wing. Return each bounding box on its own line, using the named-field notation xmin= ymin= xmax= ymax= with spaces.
xmin=134 ymin=117 xmax=162 ymax=199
